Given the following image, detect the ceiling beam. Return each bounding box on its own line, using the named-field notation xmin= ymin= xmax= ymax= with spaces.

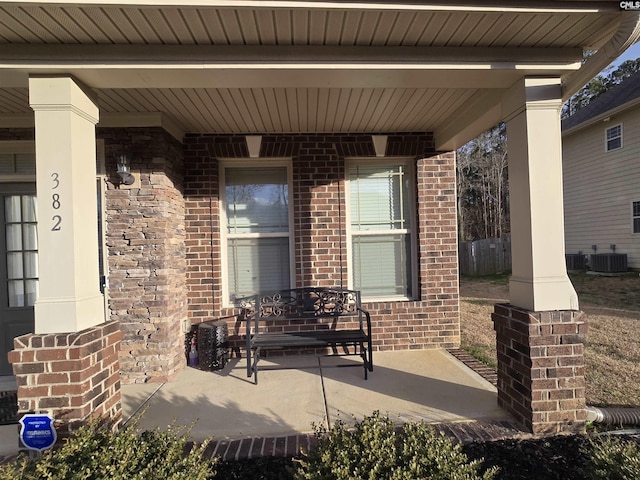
xmin=2 ymin=69 xmax=580 ymax=90
xmin=434 ymin=89 xmax=505 ymax=150
xmin=0 ymin=45 xmax=583 ymax=69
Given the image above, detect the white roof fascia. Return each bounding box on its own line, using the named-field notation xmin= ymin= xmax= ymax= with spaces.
xmin=562 ymin=12 xmax=640 ymax=100
xmin=0 ymin=1 xmax=614 ymax=13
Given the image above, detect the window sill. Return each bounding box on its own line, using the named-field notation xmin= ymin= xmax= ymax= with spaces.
xmin=361 ymin=295 xmax=415 ymax=304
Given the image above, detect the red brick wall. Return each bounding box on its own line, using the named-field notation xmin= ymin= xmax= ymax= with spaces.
xmin=1 ymin=129 xmax=458 ymax=386
xmin=100 ymin=128 xmax=187 ymax=384
xmin=183 ymin=134 xmax=460 ymax=352
xmin=9 ymin=321 xmax=122 ymax=436
xmin=493 ymin=303 xmax=587 ymax=434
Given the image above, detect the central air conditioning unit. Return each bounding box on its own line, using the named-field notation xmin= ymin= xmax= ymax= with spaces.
xmin=565 ymin=254 xmax=587 ymax=271
xmin=590 ymin=253 xmax=628 ymax=273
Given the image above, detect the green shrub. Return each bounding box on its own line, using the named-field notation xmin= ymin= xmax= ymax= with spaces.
xmin=0 ymin=416 xmax=216 ymax=480
xmin=586 ymin=435 xmax=640 ymax=480
xmin=295 ymin=411 xmax=498 ymax=480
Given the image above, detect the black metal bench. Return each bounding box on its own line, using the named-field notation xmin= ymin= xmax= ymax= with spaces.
xmin=240 ymin=288 xmax=373 ymax=384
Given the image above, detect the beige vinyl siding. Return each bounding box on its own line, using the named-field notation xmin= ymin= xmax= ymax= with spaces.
xmin=563 ymin=108 xmax=640 ymax=269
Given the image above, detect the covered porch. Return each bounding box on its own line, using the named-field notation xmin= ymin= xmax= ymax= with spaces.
xmin=0 ymin=0 xmax=639 ymax=446
xmin=121 ymin=350 xmax=513 ymax=456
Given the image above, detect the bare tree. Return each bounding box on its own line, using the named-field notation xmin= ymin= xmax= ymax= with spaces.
xmin=456 ymin=123 xmax=509 ymax=241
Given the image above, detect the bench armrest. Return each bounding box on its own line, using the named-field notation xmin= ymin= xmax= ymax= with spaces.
xmin=357 ymin=306 xmax=372 ymax=337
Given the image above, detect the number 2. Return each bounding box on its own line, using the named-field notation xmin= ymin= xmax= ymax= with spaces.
xmin=51 ymin=215 xmax=62 ymax=231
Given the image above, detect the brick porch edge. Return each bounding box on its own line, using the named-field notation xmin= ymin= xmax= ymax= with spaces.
xmin=201 ymin=419 xmax=529 ymax=462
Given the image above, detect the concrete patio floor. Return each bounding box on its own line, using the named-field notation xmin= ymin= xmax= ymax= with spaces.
xmin=121 ymin=349 xmax=512 ymax=442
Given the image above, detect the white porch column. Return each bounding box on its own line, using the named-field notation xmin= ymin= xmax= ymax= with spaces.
xmin=29 ymin=76 xmax=105 ymax=333
xmin=502 ymin=77 xmax=578 ymax=312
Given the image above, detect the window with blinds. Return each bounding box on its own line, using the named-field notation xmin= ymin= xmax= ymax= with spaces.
xmin=633 ymin=201 xmax=640 ymax=234
xmin=222 ymin=163 xmax=292 ymax=301
xmin=348 ymin=161 xmax=415 ymax=299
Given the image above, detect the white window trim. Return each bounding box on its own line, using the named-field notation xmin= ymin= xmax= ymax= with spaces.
xmin=219 ymin=158 xmax=295 ymax=307
xmin=605 ymin=123 xmax=623 ymax=152
xmin=344 ymin=157 xmax=418 ymax=302
xmin=633 ymin=199 xmax=640 ymax=235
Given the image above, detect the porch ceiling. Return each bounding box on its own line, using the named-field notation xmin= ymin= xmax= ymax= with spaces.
xmin=0 ymin=1 xmax=633 ymax=149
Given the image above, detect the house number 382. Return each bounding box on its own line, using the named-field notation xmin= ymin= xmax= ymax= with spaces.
xmin=51 ymin=172 xmax=62 ymax=231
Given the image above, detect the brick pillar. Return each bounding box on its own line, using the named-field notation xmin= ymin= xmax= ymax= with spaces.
xmin=294 ymin=141 xmax=345 ymax=286
xmin=8 ymin=321 xmax=123 ymax=436
xmin=493 ymin=304 xmax=587 ymax=434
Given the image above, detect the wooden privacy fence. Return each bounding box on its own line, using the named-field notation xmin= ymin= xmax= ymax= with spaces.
xmin=459 ymin=236 xmax=511 ymax=276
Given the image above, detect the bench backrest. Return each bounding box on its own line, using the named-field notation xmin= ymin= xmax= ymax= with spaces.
xmin=242 ymin=287 xmax=361 ymax=318
xmin=241 ymin=288 xmax=364 ymax=335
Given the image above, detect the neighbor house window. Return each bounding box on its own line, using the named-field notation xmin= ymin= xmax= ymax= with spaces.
xmin=633 ymin=201 xmax=640 ymax=234
xmin=606 ymin=124 xmax=622 ymax=151
xmin=221 ymin=161 xmax=292 ymax=302
xmin=347 ymin=160 xmax=415 ymax=299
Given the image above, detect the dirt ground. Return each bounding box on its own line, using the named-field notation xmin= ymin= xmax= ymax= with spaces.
xmin=459 ymin=272 xmax=640 ymax=407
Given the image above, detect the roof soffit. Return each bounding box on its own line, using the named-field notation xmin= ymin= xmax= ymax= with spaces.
xmin=0 ymin=1 xmax=631 ymax=148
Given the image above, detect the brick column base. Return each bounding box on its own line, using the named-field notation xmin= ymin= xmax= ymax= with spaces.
xmin=8 ymin=321 xmax=123 ymax=437
xmin=492 ymin=304 xmax=587 ymax=434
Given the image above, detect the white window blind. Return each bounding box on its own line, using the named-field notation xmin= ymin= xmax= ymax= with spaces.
xmin=227 ymin=237 xmax=290 ymax=298
xmin=223 ymin=165 xmax=291 ymax=300
xmin=349 ymin=164 xmax=413 ymax=298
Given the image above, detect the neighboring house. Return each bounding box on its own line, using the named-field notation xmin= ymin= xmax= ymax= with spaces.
xmin=562 ymin=72 xmax=640 ymax=271
xmin=0 ymin=1 xmax=637 ymax=436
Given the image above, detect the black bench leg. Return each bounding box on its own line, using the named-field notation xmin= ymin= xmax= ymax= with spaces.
xmin=253 ymin=348 xmax=260 ymax=385
xmin=364 ymin=355 xmax=368 ymax=380
xmin=247 ymin=348 xmax=260 ymax=384
xmin=359 ymin=342 xmax=368 ymax=380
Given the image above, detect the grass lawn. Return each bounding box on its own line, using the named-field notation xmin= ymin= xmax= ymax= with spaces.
xmin=460 ymin=272 xmax=640 ymax=407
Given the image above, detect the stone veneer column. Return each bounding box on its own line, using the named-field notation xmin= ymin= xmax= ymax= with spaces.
xmin=493 ymin=304 xmax=587 ymax=434
xmin=8 ymin=321 xmax=123 ymax=436
xmin=103 ymin=129 xmax=186 ymax=384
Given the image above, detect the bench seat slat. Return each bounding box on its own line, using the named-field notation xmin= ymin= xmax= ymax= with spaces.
xmin=252 ymin=330 xmax=367 ymax=348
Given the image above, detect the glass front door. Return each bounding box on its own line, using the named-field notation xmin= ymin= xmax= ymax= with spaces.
xmin=0 ymin=184 xmax=37 ymax=375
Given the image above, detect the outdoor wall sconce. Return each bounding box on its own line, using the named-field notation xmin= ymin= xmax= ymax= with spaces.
xmin=116 ymin=153 xmax=135 ymax=185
